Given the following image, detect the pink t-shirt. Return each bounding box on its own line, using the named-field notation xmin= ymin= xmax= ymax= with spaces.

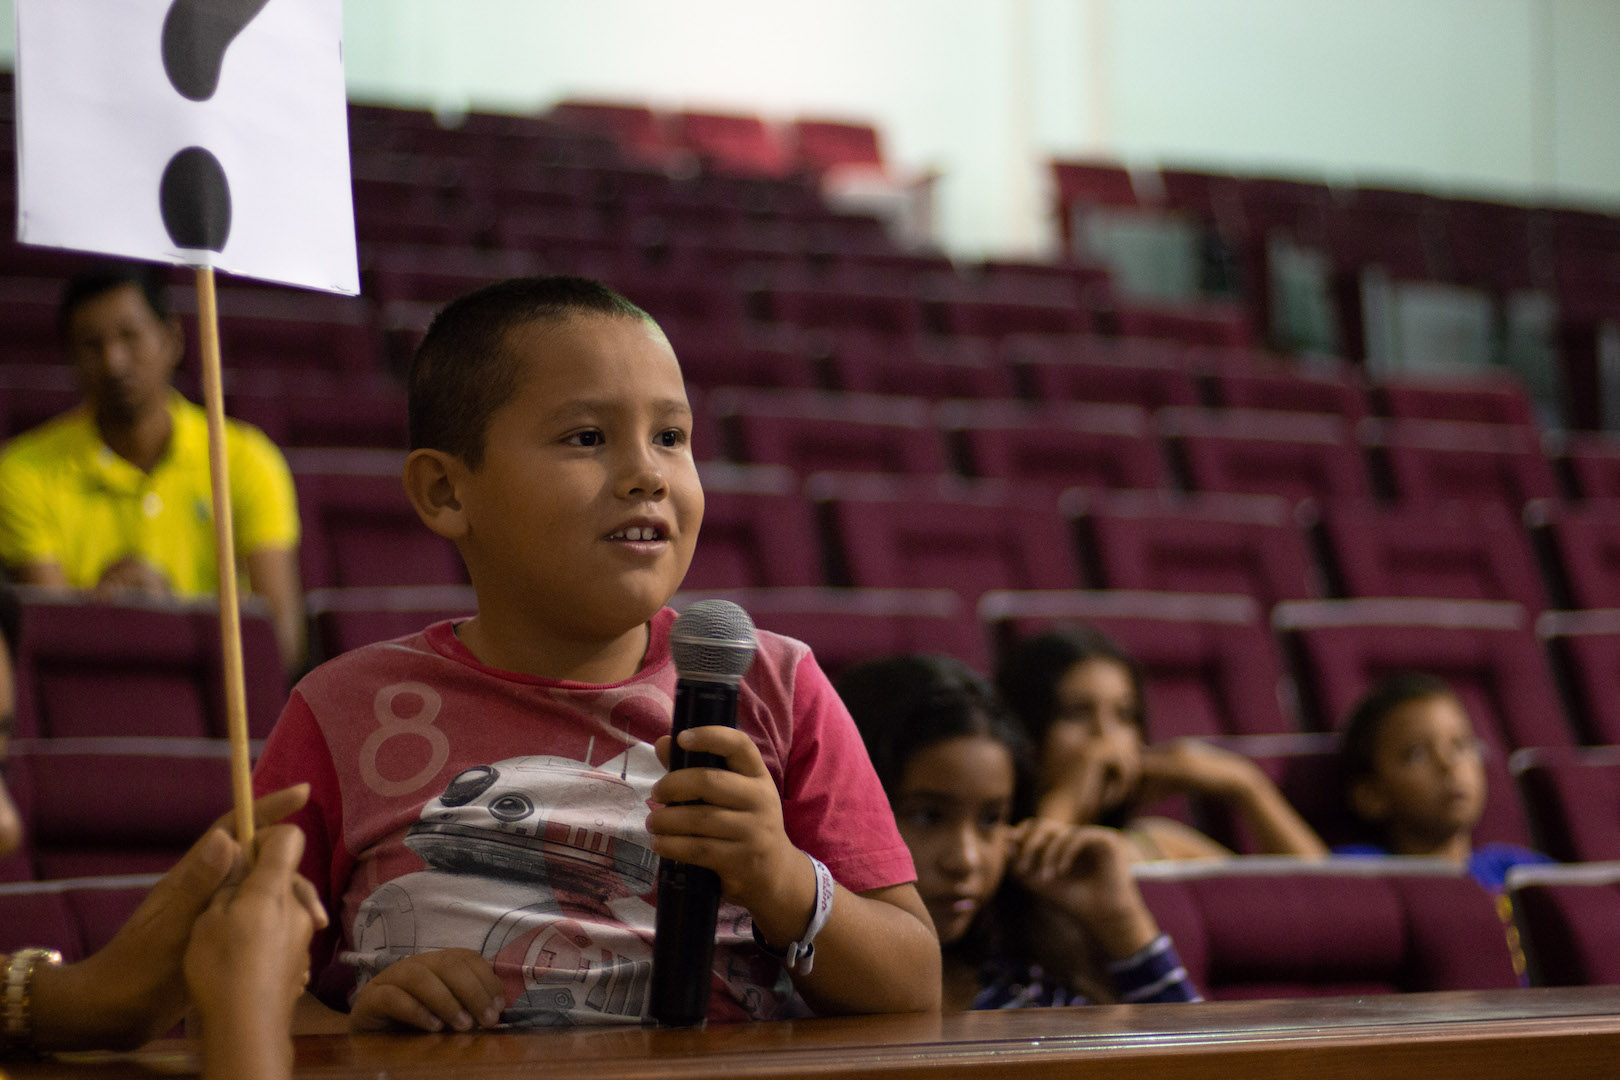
xmin=253 ymin=607 xmax=914 ymax=1025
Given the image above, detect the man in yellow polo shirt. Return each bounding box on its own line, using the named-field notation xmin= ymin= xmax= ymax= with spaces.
xmin=0 ymin=263 xmax=305 ymax=672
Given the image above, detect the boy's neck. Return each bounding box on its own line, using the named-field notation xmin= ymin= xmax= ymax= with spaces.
xmin=1385 ymin=824 xmax=1473 ymax=864
xmin=454 ymin=611 xmax=652 ymax=684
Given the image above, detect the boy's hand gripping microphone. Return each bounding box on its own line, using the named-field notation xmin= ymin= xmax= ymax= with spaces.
xmin=650 ymin=599 xmax=758 ymax=1027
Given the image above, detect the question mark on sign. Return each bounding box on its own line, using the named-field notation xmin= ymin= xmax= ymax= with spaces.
xmin=157 ymin=0 xmax=273 ymax=252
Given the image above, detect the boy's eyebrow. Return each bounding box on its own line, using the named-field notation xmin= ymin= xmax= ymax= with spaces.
xmin=546 ymin=397 xmax=693 ymax=420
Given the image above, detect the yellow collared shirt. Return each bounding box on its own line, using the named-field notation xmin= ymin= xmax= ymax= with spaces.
xmin=0 ymin=393 xmax=299 ymax=595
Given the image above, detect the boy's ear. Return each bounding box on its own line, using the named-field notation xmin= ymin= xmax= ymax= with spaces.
xmin=402 ymin=448 xmax=470 ymax=541
xmin=1348 ymin=777 xmax=1390 ymax=824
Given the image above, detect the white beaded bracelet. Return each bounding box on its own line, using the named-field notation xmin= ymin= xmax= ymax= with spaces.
xmin=751 ymin=853 xmax=835 ymax=975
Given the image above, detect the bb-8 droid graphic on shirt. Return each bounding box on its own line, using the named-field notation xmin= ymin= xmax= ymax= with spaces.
xmin=345 ymin=746 xmax=777 ymax=1025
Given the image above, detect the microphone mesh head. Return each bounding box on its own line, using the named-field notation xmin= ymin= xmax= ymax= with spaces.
xmin=671 ymin=600 xmax=758 ymax=682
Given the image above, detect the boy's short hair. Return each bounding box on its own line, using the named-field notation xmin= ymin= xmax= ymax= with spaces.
xmin=59 ymin=261 xmax=170 ymax=337
xmin=408 ymin=275 xmax=657 ymax=469
xmin=1339 ymin=671 xmax=1458 ymax=787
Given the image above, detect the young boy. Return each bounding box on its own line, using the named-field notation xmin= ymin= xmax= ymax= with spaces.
xmin=253 ymin=276 xmax=939 ymax=1030
xmin=1336 ymin=672 xmax=1553 ymax=892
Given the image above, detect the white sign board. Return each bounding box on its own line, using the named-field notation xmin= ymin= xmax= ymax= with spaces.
xmin=14 ymin=0 xmax=359 ymax=295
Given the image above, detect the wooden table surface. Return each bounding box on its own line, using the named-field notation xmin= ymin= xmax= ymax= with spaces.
xmin=11 ymin=986 xmax=1620 ymax=1079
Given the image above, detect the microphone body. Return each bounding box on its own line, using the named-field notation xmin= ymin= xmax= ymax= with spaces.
xmin=649 ymin=601 xmax=758 ymax=1028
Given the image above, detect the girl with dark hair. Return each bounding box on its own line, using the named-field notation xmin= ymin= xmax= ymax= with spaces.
xmin=837 ymin=654 xmax=1200 ymax=1010
xmin=996 ymin=627 xmax=1326 ymax=861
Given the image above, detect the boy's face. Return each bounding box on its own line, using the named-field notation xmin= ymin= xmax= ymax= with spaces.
xmin=456 ymin=314 xmax=702 ymax=642
xmin=1353 ymin=693 xmax=1486 ymax=845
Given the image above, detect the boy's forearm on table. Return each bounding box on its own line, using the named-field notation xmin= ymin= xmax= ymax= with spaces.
xmin=783 ymin=885 xmax=942 ymax=1015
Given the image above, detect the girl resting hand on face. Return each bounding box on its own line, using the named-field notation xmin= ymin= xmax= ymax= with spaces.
xmin=996 ymin=627 xmax=1327 ymax=862
xmin=837 ymin=654 xmax=1201 ymax=1011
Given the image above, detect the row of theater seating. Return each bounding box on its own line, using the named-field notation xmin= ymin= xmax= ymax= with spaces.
xmin=5 ymin=848 xmax=1617 ymax=995
xmin=6 ymin=588 xmax=1620 ymax=876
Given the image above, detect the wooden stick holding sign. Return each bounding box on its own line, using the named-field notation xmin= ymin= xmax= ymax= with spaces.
xmin=14 ymin=0 xmax=360 ymax=853
xmin=194 ymin=266 xmax=255 ymax=850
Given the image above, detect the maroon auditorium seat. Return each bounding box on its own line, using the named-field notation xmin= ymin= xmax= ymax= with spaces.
xmin=548 ymin=100 xmax=671 ymax=164
xmin=669 ymin=110 xmax=792 ymax=178
xmin=1160 ymin=408 xmax=1370 ymax=503
xmin=1276 ymin=598 xmax=1571 ymax=749
xmin=1559 ymin=433 xmax=1620 ymax=500
xmin=1536 ymin=610 xmax=1620 ymax=746
xmin=749 ymin=275 xmax=927 ymax=338
xmin=306 ymin=585 xmax=478 ymax=662
xmin=226 ymin=371 xmax=408 ymax=450
xmin=1139 ymin=861 xmax=1519 ymax=999
xmin=5 ymin=737 xmax=237 ymax=879
xmin=1319 ymin=500 xmax=1547 ymax=611
xmin=1075 ymin=490 xmax=1317 ymax=609
xmin=712 ymin=389 xmax=948 ymax=476
xmin=674 ymin=587 xmax=985 ymax=676
xmin=12 ymin=591 xmax=285 ymax=741
xmin=1512 ymin=747 xmax=1620 ymax=864
xmin=1372 ymin=375 xmax=1538 ymax=429
xmin=942 ymin=400 xmax=1166 ymax=494
xmin=982 ymin=591 xmax=1293 ymax=739
xmin=0 ymin=875 xmax=159 ymax=960
xmin=1511 ymin=865 xmax=1620 ymax=988
xmin=1367 ymin=418 xmax=1558 ymax=511
xmin=789 ymin=119 xmax=884 ymax=175
xmin=684 ymin=464 xmax=823 ymax=590
xmin=811 ymin=474 xmax=1081 ymax=602
xmin=820 ymin=332 xmax=1015 ymax=401
xmin=1109 ymin=298 xmax=1255 ymax=348
xmin=290 ymin=449 xmax=466 ymax=590
xmin=1209 ymin=366 xmax=1367 ymax=423
xmin=1003 ymin=334 xmax=1200 ymax=410
xmin=0 ymin=365 xmax=81 ymax=441
xmin=1527 ymin=501 xmax=1620 ymax=610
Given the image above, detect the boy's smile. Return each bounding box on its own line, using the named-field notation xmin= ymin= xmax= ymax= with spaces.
xmin=451 ymin=313 xmax=703 ymax=671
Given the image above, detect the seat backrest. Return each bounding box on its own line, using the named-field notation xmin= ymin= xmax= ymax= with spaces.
xmin=306 ymin=585 xmax=478 ymax=662
xmin=1210 ymin=368 xmax=1367 ymax=423
xmin=7 ymin=737 xmax=236 ymax=879
xmin=1081 ymin=491 xmax=1317 ymax=609
xmin=822 ymin=492 xmax=1081 ymax=602
xmin=1510 ymin=866 xmax=1620 ymax=987
xmin=1541 ymin=613 xmax=1620 ymax=745
xmin=790 ymin=119 xmax=884 ymax=173
xmin=1513 ymin=749 xmax=1620 ymax=864
xmin=943 ymin=401 xmax=1164 ymax=494
xmin=715 ymin=390 xmax=947 ymax=477
xmin=14 ymin=593 xmax=285 ymax=741
xmin=1320 ymin=500 xmax=1547 ymax=611
xmin=674 ymin=587 xmax=985 ymax=677
xmin=290 ymin=450 xmax=466 ymax=590
xmin=1370 ymin=419 xmax=1558 ymax=511
xmin=1138 ymin=861 xmax=1519 ymax=999
xmin=0 ymin=875 xmax=160 ymax=960
xmin=1532 ymin=501 xmax=1620 ymax=610
xmin=1161 ymin=408 xmax=1369 ymax=503
xmin=685 ymin=465 xmax=823 ymax=590
xmin=1373 ymin=377 xmax=1537 ymax=428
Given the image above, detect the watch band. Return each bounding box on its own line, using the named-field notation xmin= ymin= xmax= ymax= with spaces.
xmin=3 ymin=947 xmax=63 ymax=1053
xmin=751 ymin=853 xmax=835 ymax=975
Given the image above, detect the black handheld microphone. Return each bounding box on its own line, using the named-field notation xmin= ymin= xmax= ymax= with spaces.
xmin=650 ymin=599 xmax=758 ymax=1028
